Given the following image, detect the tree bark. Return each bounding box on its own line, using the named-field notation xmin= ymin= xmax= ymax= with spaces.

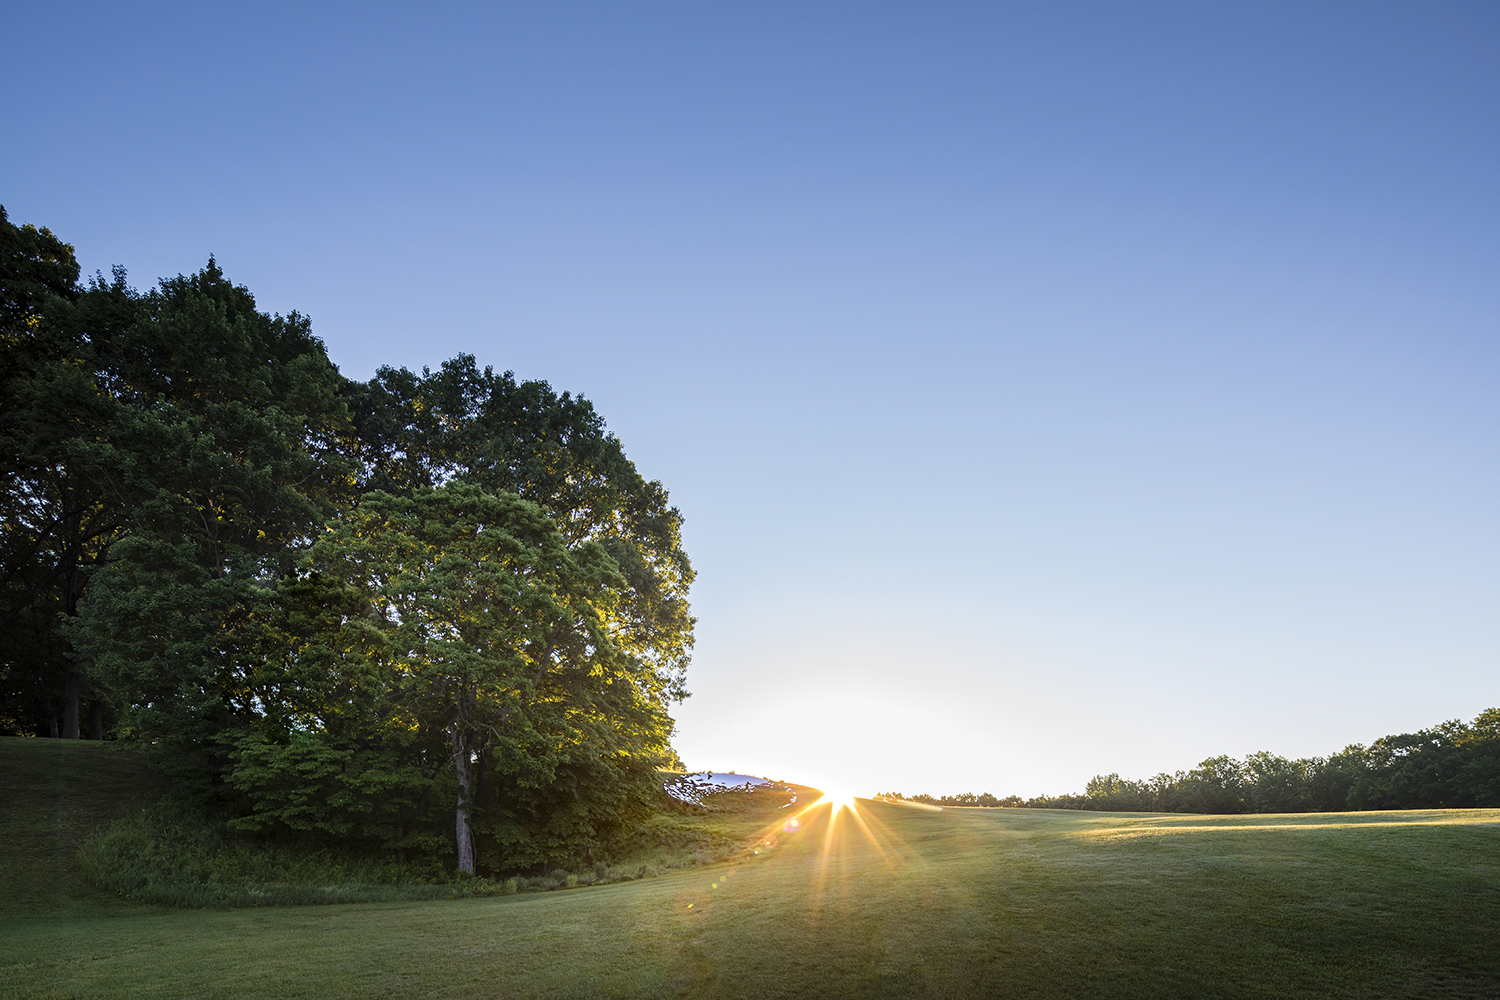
xmin=62 ymin=664 xmax=81 ymax=739
xmin=89 ymin=699 xmax=103 ymax=740
xmin=61 ymin=532 xmax=86 ymax=739
xmin=452 ymin=722 xmax=475 ymax=875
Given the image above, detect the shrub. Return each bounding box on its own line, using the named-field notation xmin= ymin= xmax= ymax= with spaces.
xmin=80 ymin=805 xmax=506 ymax=908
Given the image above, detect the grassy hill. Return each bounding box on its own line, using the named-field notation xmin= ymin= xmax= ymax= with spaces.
xmin=0 ymin=738 xmax=812 ymax=911
xmin=0 ymin=737 xmax=165 ymax=919
xmin=3 ymin=737 xmax=1500 ymax=998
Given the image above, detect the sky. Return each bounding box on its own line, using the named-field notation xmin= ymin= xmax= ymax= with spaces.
xmin=4 ymin=1 xmax=1499 ymax=796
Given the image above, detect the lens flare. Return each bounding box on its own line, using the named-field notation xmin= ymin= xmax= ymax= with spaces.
xmin=817 ymin=786 xmax=858 ymax=811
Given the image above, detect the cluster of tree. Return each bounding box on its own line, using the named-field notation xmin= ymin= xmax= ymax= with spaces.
xmin=0 ymin=206 xmax=694 ymax=874
xmin=877 ymin=708 xmax=1500 ymax=814
xmin=873 ymin=791 xmax=1024 ymax=808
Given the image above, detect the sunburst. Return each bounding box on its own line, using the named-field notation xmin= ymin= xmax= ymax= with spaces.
xmin=816 ymin=785 xmax=858 ymax=812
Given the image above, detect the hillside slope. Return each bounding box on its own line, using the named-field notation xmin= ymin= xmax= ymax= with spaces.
xmin=3 ymin=802 xmax=1500 ymax=998
xmin=0 ymin=738 xmax=808 ymax=914
xmin=0 ymin=737 xmax=165 ymax=918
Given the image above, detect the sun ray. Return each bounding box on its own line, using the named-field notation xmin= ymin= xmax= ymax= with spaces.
xmin=734 ymin=780 xmax=929 ymax=894
xmin=841 ymin=799 xmax=898 ymax=868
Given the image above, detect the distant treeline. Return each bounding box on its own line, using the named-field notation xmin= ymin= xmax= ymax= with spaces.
xmin=877 ymin=708 xmax=1500 ymax=814
xmin=874 ymin=792 xmax=1027 ymax=808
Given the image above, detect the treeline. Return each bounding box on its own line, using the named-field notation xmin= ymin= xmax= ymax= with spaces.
xmin=877 ymin=707 xmax=1500 ymax=814
xmin=874 ymin=791 xmax=1026 ymax=808
xmin=0 ymin=207 xmax=694 ymax=875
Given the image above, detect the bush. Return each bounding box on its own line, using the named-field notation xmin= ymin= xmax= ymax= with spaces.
xmin=80 ymin=805 xmax=505 ymax=908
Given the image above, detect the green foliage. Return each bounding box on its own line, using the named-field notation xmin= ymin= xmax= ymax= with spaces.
xmin=874 ymin=791 xmax=1017 ymax=808
xmin=63 ymin=259 xmax=356 ymax=751
xmin=79 ymin=805 xmax=509 ymax=908
xmin=222 ymin=729 xmax=441 ymax=852
xmin=0 ymin=212 xmax=119 ymax=739
xmin=904 ymin=708 xmax=1500 ymax=815
xmin=283 ymin=484 xmax=673 ymax=873
xmin=2 ymin=230 xmax=356 ymax=741
xmin=0 ymin=734 xmax=797 ymax=914
xmin=345 ymin=355 xmax=695 ymax=705
xmin=2 ymin=213 xmax=694 ymax=879
xmin=0 ymin=204 xmax=79 ymax=332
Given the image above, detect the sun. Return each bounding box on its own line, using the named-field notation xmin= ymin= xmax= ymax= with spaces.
xmin=817 ymin=785 xmax=858 ymax=811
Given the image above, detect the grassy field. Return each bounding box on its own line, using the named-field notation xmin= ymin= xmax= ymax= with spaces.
xmin=4 ymin=738 xmax=1500 ymax=998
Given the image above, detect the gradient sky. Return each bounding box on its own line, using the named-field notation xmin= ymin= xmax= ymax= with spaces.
xmin=5 ymin=2 xmax=1498 ymax=795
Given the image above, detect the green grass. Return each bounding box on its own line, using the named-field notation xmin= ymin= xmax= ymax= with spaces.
xmin=0 ymin=736 xmax=166 ymax=919
xmin=0 ymin=737 xmax=795 ymax=911
xmin=4 ymin=737 xmax=1499 ymax=998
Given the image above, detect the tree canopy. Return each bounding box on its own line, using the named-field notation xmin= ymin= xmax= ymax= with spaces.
xmin=0 ymin=206 xmax=693 ymax=875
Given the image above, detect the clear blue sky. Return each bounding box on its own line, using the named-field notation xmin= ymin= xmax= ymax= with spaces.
xmin=5 ymin=2 xmax=1498 ymax=794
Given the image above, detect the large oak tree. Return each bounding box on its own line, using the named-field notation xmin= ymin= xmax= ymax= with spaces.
xmin=294 ymin=484 xmax=668 ymax=873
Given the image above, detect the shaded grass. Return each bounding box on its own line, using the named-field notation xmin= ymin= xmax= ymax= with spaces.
xmin=4 ymin=740 xmax=1499 ymax=998
xmin=77 ymin=806 xmax=517 ymax=908
xmin=0 ymin=737 xmax=166 ymax=919
xmin=73 ymin=776 xmax=807 ymax=909
xmin=0 ymin=736 xmax=809 ymax=911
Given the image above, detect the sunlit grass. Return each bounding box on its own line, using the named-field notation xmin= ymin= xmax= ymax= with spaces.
xmin=1063 ymin=808 xmax=1500 ymax=842
xmin=6 ymin=744 xmax=1500 ymax=998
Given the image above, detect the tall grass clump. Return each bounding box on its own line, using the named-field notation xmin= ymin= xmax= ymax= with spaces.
xmin=79 ymin=805 xmax=510 ymax=908
xmin=74 ymin=778 xmax=810 ymax=909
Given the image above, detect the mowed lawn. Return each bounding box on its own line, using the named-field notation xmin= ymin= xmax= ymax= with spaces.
xmin=3 ymin=742 xmax=1499 ymax=998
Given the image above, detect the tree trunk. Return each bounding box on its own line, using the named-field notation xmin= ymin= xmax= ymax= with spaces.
xmin=452 ymin=722 xmax=475 ymax=875
xmin=61 ymin=537 xmax=85 ymax=739
xmin=89 ymin=699 xmax=103 ymax=740
xmin=62 ymin=663 xmax=81 ymax=739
